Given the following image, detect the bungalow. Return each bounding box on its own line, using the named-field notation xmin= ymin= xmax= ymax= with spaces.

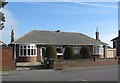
xmin=12 ymin=30 xmax=110 ymax=62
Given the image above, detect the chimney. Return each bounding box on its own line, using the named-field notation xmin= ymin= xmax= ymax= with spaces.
xmin=56 ymin=30 xmax=60 ymax=33
xmin=10 ymin=29 xmax=14 ymax=44
xmin=95 ymin=29 xmax=99 ymax=41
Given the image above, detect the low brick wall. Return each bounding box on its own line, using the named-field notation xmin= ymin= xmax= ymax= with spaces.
xmin=16 ymin=56 xmax=37 ymax=62
xmin=0 ymin=46 xmax=16 ymax=70
xmin=54 ymin=59 xmax=118 ymax=69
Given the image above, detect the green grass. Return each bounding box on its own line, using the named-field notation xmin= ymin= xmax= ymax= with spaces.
xmin=0 ymin=68 xmax=13 ymax=75
xmin=0 ymin=68 xmax=13 ymax=72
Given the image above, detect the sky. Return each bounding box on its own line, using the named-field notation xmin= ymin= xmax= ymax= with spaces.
xmin=0 ymin=1 xmax=119 ymax=47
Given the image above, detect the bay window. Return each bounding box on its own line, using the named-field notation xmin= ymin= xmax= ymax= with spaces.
xmin=19 ymin=44 xmax=37 ymax=57
xmin=93 ymin=46 xmax=103 ymax=55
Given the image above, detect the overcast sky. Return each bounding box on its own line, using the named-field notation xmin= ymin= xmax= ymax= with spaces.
xmin=0 ymin=2 xmax=119 ymax=47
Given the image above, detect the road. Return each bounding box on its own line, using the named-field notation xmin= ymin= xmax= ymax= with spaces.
xmin=2 ymin=65 xmax=118 ymax=81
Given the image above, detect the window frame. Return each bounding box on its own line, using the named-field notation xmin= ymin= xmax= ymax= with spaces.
xmin=19 ymin=44 xmax=37 ymax=57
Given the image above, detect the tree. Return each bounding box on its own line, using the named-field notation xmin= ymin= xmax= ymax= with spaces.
xmin=80 ymin=46 xmax=90 ymax=59
xmin=63 ymin=46 xmax=74 ymax=59
xmin=45 ymin=45 xmax=58 ymax=61
xmin=0 ymin=0 xmax=8 ymax=30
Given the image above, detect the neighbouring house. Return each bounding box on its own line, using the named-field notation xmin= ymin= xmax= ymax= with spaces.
xmin=0 ymin=40 xmax=6 ymax=46
xmin=111 ymin=30 xmax=120 ymax=57
xmin=13 ymin=29 xmax=116 ymax=63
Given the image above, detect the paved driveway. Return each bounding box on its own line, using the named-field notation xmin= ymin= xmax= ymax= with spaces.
xmin=2 ymin=65 xmax=118 ymax=81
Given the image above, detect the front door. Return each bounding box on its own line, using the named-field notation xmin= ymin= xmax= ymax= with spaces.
xmin=40 ymin=47 xmax=46 ymax=62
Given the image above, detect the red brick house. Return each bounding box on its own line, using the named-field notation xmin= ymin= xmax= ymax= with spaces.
xmin=13 ymin=30 xmax=112 ymax=63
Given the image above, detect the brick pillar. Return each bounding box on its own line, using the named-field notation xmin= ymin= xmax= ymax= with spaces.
xmin=37 ymin=46 xmax=41 ymax=62
xmin=8 ymin=44 xmax=15 ymax=59
xmin=103 ymin=45 xmax=107 ymax=58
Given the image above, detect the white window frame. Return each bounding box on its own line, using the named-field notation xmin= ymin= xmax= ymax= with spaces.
xmin=56 ymin=46 xmax=63 ymax=56
xmin=19 ymin=44 xmax=37 ymax=57
xmin=93 ymin=45 xmax=103 ymax=55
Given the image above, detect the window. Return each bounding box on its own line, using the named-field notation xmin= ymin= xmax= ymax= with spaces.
xmin=31 ymin=49 xmax=33 ymax=55
xmin=93 ymin=46 xmax=99 ymax=54
xmin=97 ymin=46 xmax=99 ymax=54
xmin=56 ymin=48 xmax=62 ymax=53
xmin=20 ymin=46 xmax=22 ymax=48
xmin=34 ymin=49 xmax=36 ymax=55
xmin=94 ymin=46 xmax=103 ymax=55
xmin=28 ymin=49 xmax=30 ymax=55
xmin=24 ymin=49 xmax=26 ymax=55
xmin=28 ymin=46 xmax=30 ymax=48
xmin=19 ymin=44 xmax=37 ymax=57
xmin=24 ymin=46 xmax=26 ymax=48
xmin=20 ymin=49 xmax=23 ymax=56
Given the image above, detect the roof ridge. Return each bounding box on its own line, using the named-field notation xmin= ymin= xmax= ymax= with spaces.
xmin=32 ymin=30 xmax=87 ymax=34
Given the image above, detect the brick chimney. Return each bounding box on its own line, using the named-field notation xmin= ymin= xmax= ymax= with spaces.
xmin=56 ymin=30 xmax=60 ymax=33
xmin=10 ymin=29 xmax=14 ymax=44
xmin=95 ymin=29 xmax=99 ymax=41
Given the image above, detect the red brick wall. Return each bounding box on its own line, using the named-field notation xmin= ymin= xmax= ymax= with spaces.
xmin=0 ymin=46 xmax=16 ymax=70
xmin=17 ymin=56 xmax=37 ymax=62
xmin=37 ymin=47 xmax=41 ymax=62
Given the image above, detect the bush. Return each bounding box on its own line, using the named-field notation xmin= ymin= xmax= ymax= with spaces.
xmin=73 ymin=53 xmax=81 ymax=59
xmin=63 ymin=46 xmax=74 ymax=59
xmin=80 ymin=46 xmax=90 ymax=59
xmin=45 ymin=45 xmax=58 ymax=61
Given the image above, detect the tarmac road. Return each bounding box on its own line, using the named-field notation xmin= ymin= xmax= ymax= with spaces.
xmin=2 ymin=64 xmax=118 ymax=81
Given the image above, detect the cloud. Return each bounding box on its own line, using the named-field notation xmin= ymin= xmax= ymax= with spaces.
xmin=66 ymin=0 xmax=118 ymax=8
xmin=79 ymin=2 xmax=118 ymax=8
xmin=7 ymin=0 xmax=120 ymax=2
xmin=0 ymin=9 xmax=19 ymax=44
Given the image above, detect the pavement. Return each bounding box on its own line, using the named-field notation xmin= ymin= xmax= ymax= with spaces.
xmin=1 ymin=64 xmax=118 ymax=81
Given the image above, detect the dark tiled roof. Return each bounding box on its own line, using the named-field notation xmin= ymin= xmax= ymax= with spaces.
xmin=15 ymin=30 xmax=107 ymax=46
xmin=0 ymin=40 xmax=6 ymax=45
xmin=111 ymin=37 xmax=120 ymax=41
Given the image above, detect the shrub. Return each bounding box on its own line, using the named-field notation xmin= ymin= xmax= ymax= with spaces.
xmin=80 ymin=46 xmax=90 ymax=59
xmin=45 ymin=45 xmax=58 ymax=61
xmin=63 ymin=46 xmax=74 ymax=59
xmin=73 ymin=53 xmax=81 ymax=59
